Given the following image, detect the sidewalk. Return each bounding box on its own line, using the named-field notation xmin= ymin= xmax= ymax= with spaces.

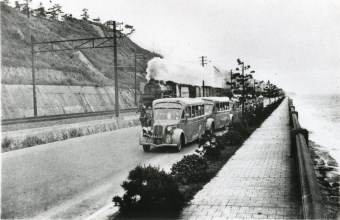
xmin=180 ymin=98 xmax=301 ymax=219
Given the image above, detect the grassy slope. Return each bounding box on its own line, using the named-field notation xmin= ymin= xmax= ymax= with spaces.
xmin=0 ymin=4 xmax=158 ymax=87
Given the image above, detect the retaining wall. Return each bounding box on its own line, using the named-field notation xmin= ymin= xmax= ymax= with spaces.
xmin=1 ymin=84 xmax=140 ymax=119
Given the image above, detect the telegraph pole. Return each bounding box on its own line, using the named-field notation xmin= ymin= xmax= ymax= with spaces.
xmin=199 ymin=56 xmax=207 ymax=97
xmin=134 ymin=53 xmax=137 ymax=105
xmin=31 ymin=35 xmax=37 ymax=116
xmin=229 ymin=70 xmax=234 ymax=93
xmin=241 ymin=62 xmax=245 ymax=121
xmin=113 ymin=21 xmax=119 ymax=117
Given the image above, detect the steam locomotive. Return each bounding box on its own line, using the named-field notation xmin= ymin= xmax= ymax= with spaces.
xmin=141 ymin=78 xmax=229 ymax=108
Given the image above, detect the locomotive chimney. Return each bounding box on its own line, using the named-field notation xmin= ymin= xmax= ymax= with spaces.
xmin=149 ymin=78 xmax=155 ymax=83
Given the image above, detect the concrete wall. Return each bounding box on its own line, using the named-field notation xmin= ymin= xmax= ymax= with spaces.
xmin=1 ymin=84 xmax=140 ymax=119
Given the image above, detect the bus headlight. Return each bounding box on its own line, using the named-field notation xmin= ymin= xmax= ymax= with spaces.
xmin=165 ymin=134 xmax=172 ymax=144
xmin=167 ymin=126 xmax=173 ymax=133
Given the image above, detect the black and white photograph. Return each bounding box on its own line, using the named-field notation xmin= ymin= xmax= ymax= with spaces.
xmin=0 ymin=0 xmax=339 ymax=219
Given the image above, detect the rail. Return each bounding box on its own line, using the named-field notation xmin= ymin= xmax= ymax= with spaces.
xmin=1 ymin=108 xmax=138 ymax=126
xmin=288 ymin=99 xmax=325 ymax=219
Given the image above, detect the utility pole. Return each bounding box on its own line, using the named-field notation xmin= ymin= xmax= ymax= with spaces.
xmin=134 ymin=53 xmax=137 ymax=105
xmin=113 ymin=21 xmax=119 ymax=117
xmin=199 ymin=56 xmax=207 ymax=97
xmin=229 ymin=70 xmax=234 ymax=93
xmin=241 ymin=62 xmax=245 ymax=121
xmin=31 ymin=35 xmax=37 ymax=116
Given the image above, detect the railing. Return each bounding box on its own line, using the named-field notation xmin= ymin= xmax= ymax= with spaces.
xmin=288 ymin=99 xmax=325 ymax=219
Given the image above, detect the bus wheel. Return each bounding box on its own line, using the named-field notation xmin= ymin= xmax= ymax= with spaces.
xmin=210 ymin=123 xmax=215 ymax=134
xmin=176 ymin=136 xmax=184 ymax=152
xmin=143 ymin=145 xmax=150 ymax=152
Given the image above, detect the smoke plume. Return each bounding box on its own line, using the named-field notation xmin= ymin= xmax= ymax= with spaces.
xmin=146 ymin=57 xmax=224 ymax=88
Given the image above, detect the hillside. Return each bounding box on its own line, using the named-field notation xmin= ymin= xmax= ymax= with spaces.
xmin=0 ymin=3 xmax=158 ymax=88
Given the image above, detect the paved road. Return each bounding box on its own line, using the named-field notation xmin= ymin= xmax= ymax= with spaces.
xmin=1 ymin=126 xmax=201 ymax=219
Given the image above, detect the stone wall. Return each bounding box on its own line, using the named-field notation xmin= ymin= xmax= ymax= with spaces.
xmin=1 ymin=84 xmax=140 ymax=119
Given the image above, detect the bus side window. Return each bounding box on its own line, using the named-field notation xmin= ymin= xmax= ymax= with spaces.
xmin=186 ymin=106 xmax=191 ymax=118
xmin=226 ymin=102 xmax=229 ymax=109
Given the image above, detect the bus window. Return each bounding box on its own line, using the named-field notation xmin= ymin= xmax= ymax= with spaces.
xmin=186 ymin=106 xmax=191 ymax=118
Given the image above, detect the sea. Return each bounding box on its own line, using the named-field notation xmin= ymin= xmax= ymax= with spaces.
xmin=291 ymin=93 xmax=340 ymax=164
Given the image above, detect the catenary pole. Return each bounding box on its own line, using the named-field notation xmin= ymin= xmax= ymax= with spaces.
xmin=134 ymin=52 xmax=137 ymax=105
xmin=113 ymin=21 xmax=119 ymax=117
xmin=31 ymin=35 xmax=37 ymax=116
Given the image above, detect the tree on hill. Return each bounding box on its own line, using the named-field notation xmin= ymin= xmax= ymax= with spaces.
xmin=20 ymin=0 xmax=32 ymax=18
xmin=46 ymin=3 xmax=63 ymax=20
xmin=61 ymin=13 xmax=74 ymax=21
xmin=81 ymin=8 xmax=89 ymax=20
xmin=92 ymin=17 xmax=101 ymax=23
xmin=14 ymin=0 xmax=20 ymax=10
xmin=33 ymin=2 xmax=46 ymax=18
xmin=1 ymin=0 xmax=10 ymax=5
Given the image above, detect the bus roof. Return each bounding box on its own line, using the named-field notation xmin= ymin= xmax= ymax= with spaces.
xmin=153 ymin=97 xmax=205 ymax=106
xmin=201 ymin=97 xmax=230 ymax=102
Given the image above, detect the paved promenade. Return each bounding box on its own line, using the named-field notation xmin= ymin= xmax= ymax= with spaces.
xmin=180 ymin=98 xmax=301 ymax=219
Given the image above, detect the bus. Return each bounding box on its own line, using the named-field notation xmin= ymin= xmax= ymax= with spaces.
xmin=202 ymin=97 xmax=231 ymax=132
xmin=139 ymin=98 xmax=206 ymax=152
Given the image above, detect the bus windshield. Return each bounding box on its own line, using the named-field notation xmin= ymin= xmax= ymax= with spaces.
xmin=204 ymin=104 xmax=213 ymax=115
xmin=154 ymin=108 xmax=182 ymax=120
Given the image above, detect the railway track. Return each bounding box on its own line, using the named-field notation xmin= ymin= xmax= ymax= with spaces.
xmin=1 ymin=108 xmax=138 ymax=126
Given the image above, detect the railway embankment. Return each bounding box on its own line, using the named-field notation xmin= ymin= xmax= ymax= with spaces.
xmin=289 ymin=99 xmax=339 ymax=219
xmin=1 ymin=112 xmax=140 ymax=152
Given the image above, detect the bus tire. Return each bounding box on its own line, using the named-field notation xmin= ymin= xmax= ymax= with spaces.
xmin=143 ymin=145 xmax=150 ymax=152
xmin=176 ymin=135 xmax=184 ymax=152
xmin=210 ymin=123 xmax=215 ymax=134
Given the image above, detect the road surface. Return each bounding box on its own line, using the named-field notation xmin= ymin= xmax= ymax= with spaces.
xmin=1 ymin=126 xmax=202 ymax=219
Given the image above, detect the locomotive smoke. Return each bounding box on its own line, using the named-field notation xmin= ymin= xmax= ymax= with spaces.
xmin=146 ymin=57 xmax=224 ymax=88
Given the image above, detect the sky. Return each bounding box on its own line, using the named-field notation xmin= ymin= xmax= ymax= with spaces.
xmin=27 ymin=0 xmax=340 ymax=95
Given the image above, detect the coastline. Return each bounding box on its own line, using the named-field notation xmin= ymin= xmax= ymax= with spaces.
xmin=309 ymin=140 xmax=340 ymax=219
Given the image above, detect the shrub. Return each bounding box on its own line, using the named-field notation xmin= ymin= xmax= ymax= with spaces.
xmin=196 ymin=133 xmax=221 ymax=159
xmin=2 ymin=137 xmax=12 ymax=151
xmin=113 ymin=165 xmax=184 ymax=218
xmin=233 ymin=124 xmax=251 ymax=138
xmin=171 ymin=154 xmax=209 ymax=184
xmin=69 ymin=129 xmax=82 ymax=138
xmin=223 ymin=130 xmax=242 ymax=145
xmin=23 ymin=136 xmax=46 ymax=147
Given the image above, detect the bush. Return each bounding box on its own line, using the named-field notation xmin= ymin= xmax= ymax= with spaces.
xmin=196 ymin=133 xmax=221 ymax=159
xmin=233 ymin=124 xmax=251 ymax=138
xmin=69 ymin=129 xmax=82 ymax=138
xmin=223 ymin=130 xmax=243 ymax=145
xmin=171 ymin=154 xmax=209 ymax=184
xmin=2 ymin=137 xmax=12 ymax=151
xmin=23 ymin=136 xmax=46 ymax=147
xmin=113 ymin=165 xmax=184 ymax=218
